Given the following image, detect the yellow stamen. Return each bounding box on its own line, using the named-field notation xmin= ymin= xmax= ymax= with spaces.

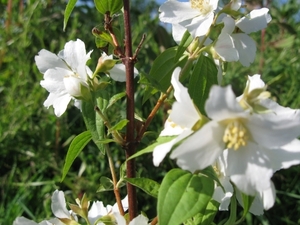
xmin=223 ymin=120 xmax=248 ymax=150
xmin=190 ymin=0 xmax=212 ymax=14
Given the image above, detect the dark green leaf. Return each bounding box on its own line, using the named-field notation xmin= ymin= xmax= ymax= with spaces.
xmin=158 ymin=169 xmax=214 ymax=225
xmin=147 ymin=47 xmax=188 ymax=92
xmin=188 ymin=55 xmax=218 ymax=114
xmin=61 ymin=131 xmax=92 ymax=181
xmin=63 ymin=0 xmax=77 ymax=31
xmin=97 ymin=176 xmax=114 ymax=192
xmin=124 ymin=177 xmax=160 ymax=198
xmin=106 ymin=92 xmax=126 ymax=110
xmin=109 ymin=119 xmax=128 ymax=132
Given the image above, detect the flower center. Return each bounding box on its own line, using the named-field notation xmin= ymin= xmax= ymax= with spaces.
xmin=223 ymin=120 xmax=248 ymax=150
xmin=190 ymin=0 xmax=212 ymax=14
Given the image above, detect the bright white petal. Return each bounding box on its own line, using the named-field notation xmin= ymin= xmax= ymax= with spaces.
xmin=221 ymin=16 xmax=235 ymax=34
xmin=112 ymin=195 xmax=129 ymax=213
xmin=247 ymin=74 xmax=265 ymax=91
xmin=170 ymin=67 xmax=200 ymax=128
xmin=236 ymin=8 xmax=272 ymax=34
xmin=214 ymin=33 xmax=239 ymax=62
xmin=205 ymin=85 xmax=246 ymax=121
xmin=129 ymin=214 xmax=149 ymax=225
xmin=227 ymin=142 xmax=273 ymax=195
xmin=41 ymin=68 xmax=71 ymax=94
xmin=248 ymin=113 xmax=300 ymax=148
xmin=232 ymin=33 xmax=256 ymax=67
xmin=213 ymin=176 xmax=233 ymax=210
xmin=109 ymin=64 xmax=139 ymax=82
xmin=230 ymin=0 xmax=242 ymax=10
xmin=62 ymin=39 xmax=90 ymax=70
xmin=43 ymin=93 xmax=72 ymax=117
xmin=35 ymin=50 xmax=68 ymax=74
xmin=172 ymin=23 xmax=188 ymax=43
xmin=171 ymin=121 xmax=224 ymax=172
xmin=160 ymin=117 xmax=186 ymax=136
xmin=88 ymin=201 xmax=106 ymax=224
xmin=268 ymin=139 xmax=300 ymax=171
xmin=159 ymin=1 xmax=200 ymax=24
xmin=13 ymin=217 xmax=38 ymax=225
xmin=63 ymin=76 xmax=85 ymax=97
xmin=51 ymin=190 xmax=71 ymax=219
xmin=113 ymin=212 xmax=127 ymax=225
xmin=153 ymin=130 xmax=193 ymax=166
xmin=186 ymin=13 xmax=214 ymax=37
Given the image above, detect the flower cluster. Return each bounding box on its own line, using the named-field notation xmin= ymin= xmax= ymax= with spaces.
xmin=13 ymin=190 xmax=148 ymax=225
xmin=35 ymin=39 xmax=139 ymax=117
xmin=153 ymin=68 xmax=300 ymax=214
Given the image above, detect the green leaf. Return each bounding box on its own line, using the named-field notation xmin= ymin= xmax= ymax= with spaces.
xmin=158 ymin=169 xmax=214 ymax=225
xmin=127 ymin=136 xmax=176 ymax=161
xmin=124 ymin=177 xmax=160 ymax=198
xmin=109 ymin=119 xmax=128 ymax=132
xmin=175 ymin=30 xmax=192 ymax=62
xmin=147 ymin=47 xmax=188 ymax=92
xmin=94 ymin=0 xmax=123 ymax=15
xmin=106 ymin=92 xmax=126 ymax=110
xmin=63 ymin=0 xmax=77 ymax=31
xmin=61 ymin=131 xmax=92 ymax=181
xmin=97 ymin=176 xmax=114 ymax=192
xmin=184 ymin=200 xmax=219 ymax=225
xmin=199 ymin=166 xmax=223 ymax=192
xmin=188 ymin=55 xmax=218 ymax=114
xmin=224 ymin=194 xmax=237 ymax=225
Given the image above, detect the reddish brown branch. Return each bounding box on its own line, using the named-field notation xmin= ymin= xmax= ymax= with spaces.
xmin=123 ymin=0 xmax=137 ymax=220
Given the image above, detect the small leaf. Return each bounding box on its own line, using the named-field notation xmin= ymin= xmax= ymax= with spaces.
xmin=124 ymin=177 xmax=160 ymax=198
xmin=63 ymin=0 xmax=78 ymax=31
xmin=109 ymin=119 xmax=129 ymax=132
xmin=97 ymin=176 xmax=114 ymax=192
xmin=158 ymin=169 xmax=214 ymax=225
xmin=175 ymin=30 xmax=192 ymax=62
xmin=94 ymin=0 xmax=123 ymax=15
xmin=61 ymin=131 xmax=92 ymax=181
xmin=106 ymin=92 xmax=126 ymax=110
xmin=127 ymin=136 xmax=176 ymax=161
xmin=188 ymin=55 xmax=218 ymax=114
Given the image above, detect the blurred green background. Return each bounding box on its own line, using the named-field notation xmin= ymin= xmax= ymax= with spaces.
xmin=1 ymin=0 xmax=300 ymax=224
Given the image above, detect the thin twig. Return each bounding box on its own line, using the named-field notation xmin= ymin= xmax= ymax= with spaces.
xmin=133 ymin=33 xmax=146 ymax=61
xmin=150 ymin=216 xmax=158 ymax=225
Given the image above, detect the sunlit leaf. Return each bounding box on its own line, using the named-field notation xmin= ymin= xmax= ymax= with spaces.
xmin=63 ymin=0 xmax=77 ymax=31
xmin=124 ymin=177 xmax=160 ymax=198
xmin=61 ymin=131 xmax=92 ymax=181
xmin=158 ymin=169 xmax=214 ymax=225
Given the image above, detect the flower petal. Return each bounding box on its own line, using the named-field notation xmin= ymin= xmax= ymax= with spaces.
xmin=232 ymin=33 xmax=256 ymax=67
xmin=35 ymin=50 xmax=68 ymax=74
xmin=51 ymin=190 xmax=71 ymax=219
xmin=129 ymin=214 xmax=149 ymax=225
xmin=171 ymin=121 xmax=224 ymax=172
xmin=169 ymin=67 xmax=200 ymax=128
xmin=205 ymin=85 xmax=246 ymax=121
xmin=153 ymin=130 xmax=193 ymax=166
xmin=236 ymin=8 xmax=272 ymax=34
xmin=214 ymin=33 xmax=239 ymax=62
xmin=159 ymin=1 xmax=200 ymax=24
xmin=186 ymin=13 xmax=214 ymax=37
xmin=109 ymin=64 xmax=139 ymax=82
xmin=226 ymin=142 xmax=273 ymax=195
xmin=13 ymin=217 xmax=38 ymax=225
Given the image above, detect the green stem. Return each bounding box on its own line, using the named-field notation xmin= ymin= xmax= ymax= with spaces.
xmin=95 ymin=106 xmax=124 ymax=145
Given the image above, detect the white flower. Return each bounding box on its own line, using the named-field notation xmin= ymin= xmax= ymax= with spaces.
xmin=214 ymin=16 xmax=256 ymax=66
xmin=97 ymin=52 xmax=139 ymax=82
xmin=88 ymin=195 xmax=128 ymax=224
xmin=236 ymin=8 xmax=272 ymax=34
xmin=51 ymin=190 xmax=77 ymax=220
xmin=170 ymin=82 xmax=300 ymax=195
xmin=152 ymin=67 xmax=201 ymax=166
xmin=159 ymin=0 xmax=219 ymax=42
xmin=113 ymin=213 xmax=149 ymax=225
xmin=35 ymin=39 xmax=93 ymax=117
xmin=13 ymin=216 xmax=64 ymax=225
xmin=212 ymin=150 xmax=233 ymax=211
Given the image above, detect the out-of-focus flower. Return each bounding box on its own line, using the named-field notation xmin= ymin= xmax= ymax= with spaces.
xmin=35 ymin=39 xmax=93 ymax=117
xmin=159 ymin=0 xmax=219 ymax=42
xmin=113 ymin=213 xmax=149 ymax=225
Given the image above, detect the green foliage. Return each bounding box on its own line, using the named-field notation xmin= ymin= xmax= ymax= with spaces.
xmin=63 ymin=0 xmax=78 ymax=31
xmin=94 ymin=0 xmax=123 ymax=16
xmin=61 ymin=131 xmax=92 ymax=181
xmin=158 ymin=169 xmax=214 ymax=225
